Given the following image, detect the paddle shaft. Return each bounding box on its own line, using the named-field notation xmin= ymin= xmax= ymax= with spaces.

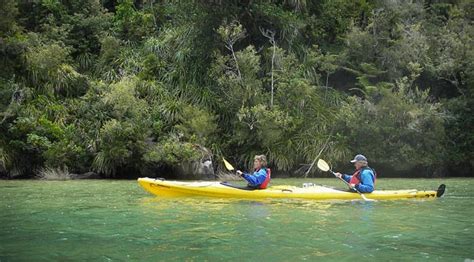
xmin=328 ymin=170 xmax=370 ymax=201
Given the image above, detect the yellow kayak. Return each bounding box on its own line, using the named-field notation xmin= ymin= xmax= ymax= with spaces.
xmin=138 ymin=178 xmax=446 ymax=201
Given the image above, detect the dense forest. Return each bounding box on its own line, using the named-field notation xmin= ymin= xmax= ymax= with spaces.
xmin=0 ymin=0 xmax=472 ymax=179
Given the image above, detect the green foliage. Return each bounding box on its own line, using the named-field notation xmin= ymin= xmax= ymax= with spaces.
xmin=143 ymin=137 xmax=199 ymax=166
xmin=25 ymin=42 xmax=70 ymax=86
xmin=176 ymin=106 xmax=217 ymax=145
xmin=0 ymin=0 xmax=19 ymax=36
xmin=0 ymin=146 xmax=9 ymax=172
xmin=0 ymin=0 xmax=472 ymax=178
xmin=42 ymin=125 xmax=88 ymax=170
xmin=338 ymin=86 xmax=446 ymax=172
xmin=93 ymin=119 xmax=145 ymax=177
xmin=102 ymin=78 xmax=148 ymax=120
xmin=444 ymin=88 xmax=474 ymax=173
xmin=114 ymin=0 xmax=156 ymax=41
xmin=211 ymin=44 xmax=264 ymax=112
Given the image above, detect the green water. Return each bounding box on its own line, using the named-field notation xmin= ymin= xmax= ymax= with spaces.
xmin=1 ymin=178 xmax=473 ymax=261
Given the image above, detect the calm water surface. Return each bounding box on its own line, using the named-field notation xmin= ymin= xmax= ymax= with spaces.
xmin=1 ymin=178 xmax=473 ymax=261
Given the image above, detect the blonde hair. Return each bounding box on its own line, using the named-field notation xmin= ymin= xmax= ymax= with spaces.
xmin=254 ymin=155 xmax=267 ymax=167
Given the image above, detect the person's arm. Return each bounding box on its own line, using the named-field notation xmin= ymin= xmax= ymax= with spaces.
xmin=341 ymin=174 xmax=351 ymax=183
xmin=335 ymin=173 xmax=351 ymax=183
xmin=243 ymin=169 xmax=267 ymax=186
xmin=355 ymin=170 xmax=375 ymax=193
xmin=242 ymin=172 xmax=259 ymax=186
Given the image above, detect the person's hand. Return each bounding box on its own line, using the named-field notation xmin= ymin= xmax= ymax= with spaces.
xmin=236 ymin=170 xmax=243 ymax=176
xmin=334 ymin=172 xmax=343 ymax=178
xmin=349 ymin=183 xmax=356 ymax=189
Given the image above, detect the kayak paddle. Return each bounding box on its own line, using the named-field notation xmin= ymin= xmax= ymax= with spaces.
xmin=221 ymin=158 xmax=244 ymax=182
xmin=223 ymin=157 xmax=235 ymax=171
xmin=317 ymin=159 xmax=374 ymax=201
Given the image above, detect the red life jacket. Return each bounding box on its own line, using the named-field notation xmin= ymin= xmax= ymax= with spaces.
xmin=349 ymin=167 xmax=376 ymax=185
xmin=259 ymin=168 xmax=271 ymax=189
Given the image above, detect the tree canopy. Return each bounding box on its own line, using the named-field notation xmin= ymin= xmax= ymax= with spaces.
xmin=1 ymin=0 xmax=473 ymax=178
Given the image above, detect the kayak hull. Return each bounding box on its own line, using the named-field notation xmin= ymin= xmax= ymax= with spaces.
xmin=137 ymin=178 xmax=444 ymax=200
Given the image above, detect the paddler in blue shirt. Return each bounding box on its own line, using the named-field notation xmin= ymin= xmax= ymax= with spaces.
xmin=335 ymin=154 xmax=376 ymax=193
xmin=236 ymin=155 xmax=271 ymax=189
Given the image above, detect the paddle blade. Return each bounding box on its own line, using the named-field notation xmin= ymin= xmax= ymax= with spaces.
xmin=222 ymin=158 xmax=235 ymax=171
xmin=317 ymin=159 xmax=330 ymax=172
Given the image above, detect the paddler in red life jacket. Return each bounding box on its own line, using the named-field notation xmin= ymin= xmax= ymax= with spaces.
xmin=335 ymin=154 xmax=376 ymax=193
xmin=236 ymin=155 xmax=271 ymax=189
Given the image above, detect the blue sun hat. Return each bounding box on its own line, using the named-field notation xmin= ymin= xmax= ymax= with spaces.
xmin=350 ymin=154 xmax=367 ymax=163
